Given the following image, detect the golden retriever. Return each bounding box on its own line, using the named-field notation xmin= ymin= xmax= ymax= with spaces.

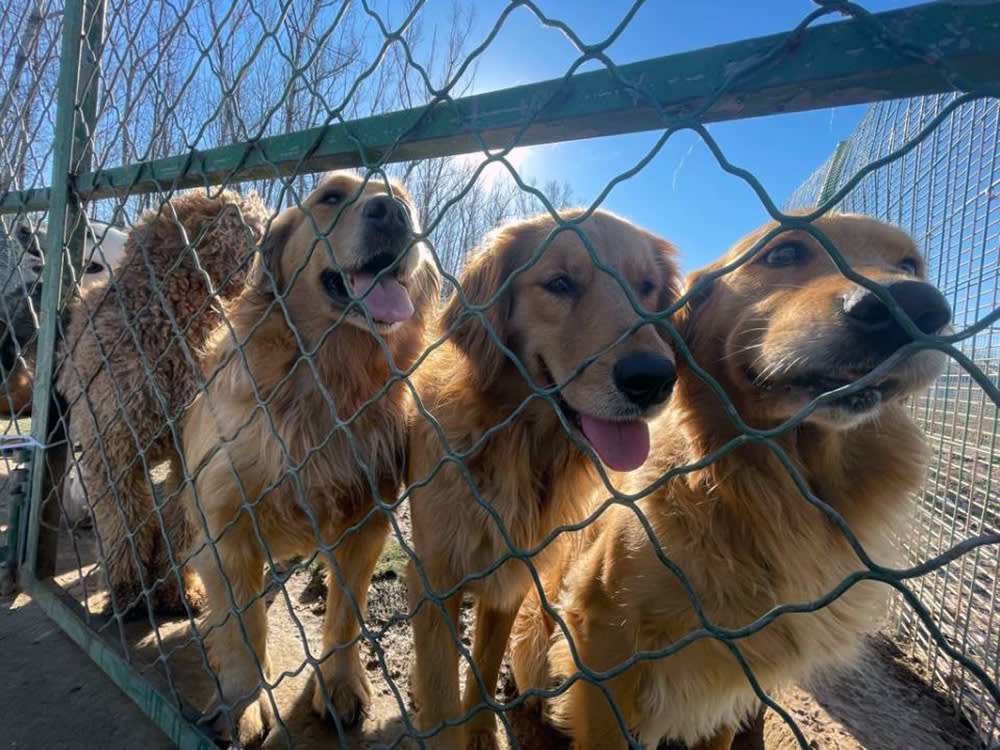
xmin=180 ymin=172 xmax=440 ymax=745
xmin=509 ymin=213 xmax=952 ymax=749
xmin=406 ymin=209 xmax=681 ymax=749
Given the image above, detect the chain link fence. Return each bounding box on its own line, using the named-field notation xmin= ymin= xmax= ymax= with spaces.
xmin=2 ymin=1 xmax=1000 ymax=748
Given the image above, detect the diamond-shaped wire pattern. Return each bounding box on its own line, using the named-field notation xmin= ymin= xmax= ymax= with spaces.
xmin=1 ymin=1 xmax=999 ymax=749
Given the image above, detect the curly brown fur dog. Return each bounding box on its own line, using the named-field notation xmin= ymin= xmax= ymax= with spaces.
xmin=56 ymin=189 xmax=269 ymax=617
xmin=181 ymin=173 xmax=440 ymax=746
xmin=509 ymin=213 xmax=952 ymax=750
xmin=406 ymin=210 xmax=680 ymax=750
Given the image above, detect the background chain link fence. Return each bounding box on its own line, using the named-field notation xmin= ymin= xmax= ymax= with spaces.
xmin=787 ymin=93 xmax=1000 ymax=744
xmin=1 ymin=0 xmax=1000 ymax=748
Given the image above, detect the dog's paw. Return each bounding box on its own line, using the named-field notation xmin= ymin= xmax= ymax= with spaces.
xmin=150 ymin=576 xmax=186 ymax=616
xmin=106 ymin=581 xmax=146 ymax=620
xmin=209 ymin=693 xmax=271 ymax=749
xmin=519 ymin=693 xmax=543 ymax=716
xmin=417 ymin=725 xmax=465 ymax=750
xmin=311 ymin=668 xmax=372 ymax=729
xmin=235 ymin=697 xmax=272 ymax=749
xmin=466 ymin=726 xmax=500 ymax=750
xmin=465 ymin=710 xmax=501 ymax=750
xmin=182 ymin=573 xmax=208 ymax=615
xmin=151 ymin=569 xmax=207 ymax=617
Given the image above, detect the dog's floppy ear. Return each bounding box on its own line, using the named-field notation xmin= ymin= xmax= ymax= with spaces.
xmin=409 ymin=244 xmax=442 ymax=323
xmin=441 ymin=226 xmax=519 ymax=390
xmin=650 ymin=236 xmax=682 ymax=333
xmin=645 ymin=235 xmax=683 ymax=346
xmin=677 ymin=268 xmax=716 ymax=342
xmin=253 ymin=207 xmax=298 ymax=294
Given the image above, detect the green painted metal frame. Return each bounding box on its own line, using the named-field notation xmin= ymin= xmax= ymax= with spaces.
xmin=21 ymin=0 xmax=95 ymax=580
xmin=1 ymin=1 xmax=1000 ymax=213
xmin=2 ymin=1 xmax=1000 ymax=748
xmin=24 ymin=577 xmax=218 ymax=750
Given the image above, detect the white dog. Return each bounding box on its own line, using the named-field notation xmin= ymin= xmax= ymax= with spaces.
xmin=79 ymin=219 xmax=129 ymax=290
xmin=8 ymin=218 xmax=128 ymax=290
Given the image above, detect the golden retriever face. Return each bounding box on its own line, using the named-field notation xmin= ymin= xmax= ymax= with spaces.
xmin=262 ymin=172 xmax=428 ymax=335
xmin=443 ymin=209 xmax=680 ymax=471
xmin=686 ymin=213 xmax=951 ymax=429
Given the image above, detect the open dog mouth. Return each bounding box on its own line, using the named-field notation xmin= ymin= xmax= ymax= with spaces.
xmin=743 ymin=365 xmax=900 ymax=414
xmin=320 ymin=251 xmax=414 ymax=329
xmin=539 ymin=358 xmax=651 ymax=471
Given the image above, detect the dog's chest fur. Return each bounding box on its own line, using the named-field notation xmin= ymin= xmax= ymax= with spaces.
xmin=267 ymin=374 xmax=406 ymax=538
xmin=198 ymin=313 xmax=413 ymax=557
xmin=623 ymin=413 xmax=926 ymax=745
xmin=628 ymin=513 xmax=893 ymax=746
xmin=417 ymin=388 xmax=599 ymax=611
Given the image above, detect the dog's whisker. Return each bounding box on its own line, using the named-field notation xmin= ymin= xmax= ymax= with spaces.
xmin=757 ymin=357 xmax=788 ymax=382
xmin=719 ymin=343 xmax=764 ymax=362
xmin=778 ymin=355 xmax=804 ymax=377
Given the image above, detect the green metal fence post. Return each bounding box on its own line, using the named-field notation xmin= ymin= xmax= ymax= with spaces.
xmin=10 ymin=7 xmax=223 ymax=746
xmin=20 ymin=0 xmax=104 ymax=580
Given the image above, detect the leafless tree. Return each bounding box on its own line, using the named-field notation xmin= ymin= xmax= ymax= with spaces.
xmin=0 ymin=0 xmax=573 ymax=273
xmin=0 ymin=0 xmax=61 ymax=195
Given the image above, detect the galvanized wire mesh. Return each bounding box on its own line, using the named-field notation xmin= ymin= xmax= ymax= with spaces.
xmin=0 ymin=0 xmax=60 ymax=537
xmin=0 ymin=0 xmax=999 ymax=748
xmin=788 ymin=92 xmax=1000 ymax=746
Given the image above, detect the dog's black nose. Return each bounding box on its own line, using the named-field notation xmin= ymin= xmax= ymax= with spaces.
xmin=843 ymin=279 xmax=951 ymax=349
xmin=364 ymin=196 xmax=409 ymax=233
xmin=613 ymin=352 xmax=677 ymax=409
xmin=843 ymin=280 xmax=951 ymax=334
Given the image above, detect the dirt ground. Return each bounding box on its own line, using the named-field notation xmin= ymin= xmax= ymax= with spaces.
xmin=0 ymin=456 xmax=986 ymax=750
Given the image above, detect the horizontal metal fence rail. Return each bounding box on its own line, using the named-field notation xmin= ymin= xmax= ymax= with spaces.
xmin=3 ymin=2 xmax=1000 ymax=214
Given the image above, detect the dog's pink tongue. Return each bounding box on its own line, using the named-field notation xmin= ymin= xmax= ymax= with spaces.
xmin=579 ymin=416 xmax=650 ymax=472
xmin=351 ymin=272 xmax=414 ymax=323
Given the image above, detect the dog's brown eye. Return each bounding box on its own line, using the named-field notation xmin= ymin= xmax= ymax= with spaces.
xmin=638 ymin=280 xmax=655 ymax=296
xmin=84 ymin=262 xmax=104 ymax=274
xmin=899 ymin=258 xmax=919 ymax=275
xmin=319 ymin=190 xmax=343 ymax=205
xmin=760 ymin=241 xmax=809 ymax=267
xmin=543 ymin=275 xmax=578 ymax=297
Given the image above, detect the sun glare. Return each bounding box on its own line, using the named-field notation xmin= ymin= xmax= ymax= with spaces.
xmin=454 ymin=146 xmax=532 ymax=188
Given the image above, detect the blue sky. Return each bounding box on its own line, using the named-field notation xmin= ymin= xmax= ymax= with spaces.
xmin=408 ymin=0 xmax=919 ymax=271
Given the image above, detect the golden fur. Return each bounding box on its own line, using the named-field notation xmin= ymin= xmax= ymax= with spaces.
xmin=56 ymin=190 xmax=269 ymax=616
xmin=180 ymin=173 xmax=439 ymax=745
xmin=407 ymin=210 xmax=680 ymax=749
xmin=509 ymin=213 xmax=951 ymax=749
